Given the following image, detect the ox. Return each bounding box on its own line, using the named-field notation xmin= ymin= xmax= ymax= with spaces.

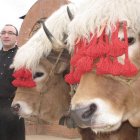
xmin=65 ymin=0 xmax=140 ymax=138
xmin=10 ymin=0 xmax=138 ymax=140
xmin=11 ymin=52 xmax=71 ymax=121
xmin=11 ymin=2 xmax=77 ymax=122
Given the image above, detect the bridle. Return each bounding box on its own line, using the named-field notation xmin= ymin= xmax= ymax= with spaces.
xmin=37 ymin=49 xmax=64 ymax=115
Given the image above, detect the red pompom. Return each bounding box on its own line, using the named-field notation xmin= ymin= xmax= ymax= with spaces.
xmin=65 ymin=73 xmax=76 ymax=84
xmin=122 ymin=59 xmax=138 ymax=77
xmin=12 ymin=77 xmax=21 ymax=87
xmin=111 ymin=57 xmax=123 ymax=76
xmin=24 ymin=69 xmax=32 ymax=78
xmin=12 ymin=68 xmax=25 ymax=78
xmin=76 ymin=56 xmax=94 ymax=73
xmin=73 ymin=71 xmax=83 ymax=83
xmin=96 ymin=56 xmax=112 ymax=75
xmin=12 ymin=68 xmax=36 ymax=88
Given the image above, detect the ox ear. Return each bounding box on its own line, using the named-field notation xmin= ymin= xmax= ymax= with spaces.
xmin=54 ymin=61 xmax=69 ymax=74
xmin=129 ymin=112 xmax=140 ymax=127
xmin=47 ymin=49 xmax=70 ymax=74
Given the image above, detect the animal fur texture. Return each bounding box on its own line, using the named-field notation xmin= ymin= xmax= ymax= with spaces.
xmin=67 ymin=0 xmax=140 ymax=46
xmin=11 ymin=2 xmax=79 ymax=71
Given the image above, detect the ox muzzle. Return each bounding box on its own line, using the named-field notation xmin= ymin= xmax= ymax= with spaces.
xmin=11 ymin=103 xmax=20 ymax=115
xmin=70 ymin=103 xmax=97 ymax=128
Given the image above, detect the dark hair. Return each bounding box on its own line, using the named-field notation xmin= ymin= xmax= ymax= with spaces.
xmin=5 ymin=24 xmax=18 ymax=36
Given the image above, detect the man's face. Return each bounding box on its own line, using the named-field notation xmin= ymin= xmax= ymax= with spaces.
xmin=0 ymin=26 xmax=18 ymax=51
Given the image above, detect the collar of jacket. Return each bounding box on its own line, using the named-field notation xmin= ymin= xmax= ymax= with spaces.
xmin=0 ymin=45 xmax=18 ymax=53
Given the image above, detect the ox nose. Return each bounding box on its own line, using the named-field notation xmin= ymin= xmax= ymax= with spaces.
xmin=11 ymin=103 xmax=20 ymax=115
xmin=70 ymin=103 xmax=97 ymax=127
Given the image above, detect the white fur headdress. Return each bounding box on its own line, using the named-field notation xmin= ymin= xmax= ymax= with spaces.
xmin=68 ymin=0 xmax=140 ymax=46
xmin=11 ymin=2 xmax=79 ymax=71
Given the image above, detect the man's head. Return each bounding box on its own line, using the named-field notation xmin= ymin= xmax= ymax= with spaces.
xmin=0 ymin=24 xmax=18 ymax=51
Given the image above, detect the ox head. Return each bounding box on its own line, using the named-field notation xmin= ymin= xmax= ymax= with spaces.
xmin=10 ymin=4 xmax=77 ymax=122
xmin=11 ymin=50 xmax=71 ymax=121
xmin=66 ymin=0 xmax=140 ymax=134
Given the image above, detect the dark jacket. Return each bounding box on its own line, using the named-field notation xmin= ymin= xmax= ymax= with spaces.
xmin=0 ymin=46 xmax=25 ymax=140
xmin=0 ymin=46 xmax=17 ymax=97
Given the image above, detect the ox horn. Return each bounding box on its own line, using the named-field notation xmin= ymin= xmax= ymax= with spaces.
xmin=67 ymin=6 xmax=74 ymax=21
xmin=37 ymin=19 xmax=65 ymax=52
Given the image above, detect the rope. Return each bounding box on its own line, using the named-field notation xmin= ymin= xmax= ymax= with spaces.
xmin=38 ymin=49 xmax=64 ymax=116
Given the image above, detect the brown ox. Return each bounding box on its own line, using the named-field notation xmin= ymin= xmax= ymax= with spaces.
xmin=11 ymin=1 xmax=138 ymax=140
xmin=10 ymin=2 xmax=77 ymax=121
xmin=68 ymin=0 xmax=140 ymax=139
xmin=11 ymin=51 xmax=71 ymax=121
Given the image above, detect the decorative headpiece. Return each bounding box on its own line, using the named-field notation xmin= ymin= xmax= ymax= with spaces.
xmin=12 ymin=68 xmax=36 ymax=88
xmin=65 ymin=21 xmax=139 ymax=84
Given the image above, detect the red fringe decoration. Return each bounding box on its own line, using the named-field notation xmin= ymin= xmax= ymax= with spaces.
xmin=121 ymin=21 xmax=138 ymax=77
xmin=12 ymin=77 xmax=21 ymax=87
xmin=122 ymin=59 xmax=138 ymax=77
xmin=108 ymin=21 xmax=126 ymax=57
xmin=96 ymin=56 xmax=112 ymax=75
xmin=65 ymin=65 xmax=77 ymax=84
xmin=65 ymin=21 xmax=139 ymax=84
xmin=111 ymin=57 xmax=123 ymax=76
xmin=12 ymin=68 xmax=25 ymax=78
xmin=12 ymin=68 xmax=36 ymax=88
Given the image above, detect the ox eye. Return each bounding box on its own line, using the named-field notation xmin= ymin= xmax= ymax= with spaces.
xmin=128 ymin=37 xmax=135 ymax=45
xmin=33 ymin=72 xmax=44 ymax=79
xmin=121 ymin=37 xmax=135 ymax=45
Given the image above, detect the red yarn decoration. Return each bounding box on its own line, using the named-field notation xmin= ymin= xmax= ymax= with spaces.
xmin=12 ymin=77 xmax=21 ymax=87
xmin=96 ymin=56 xmax=112 ymax=75
xmin=111 ymin=57 xmax=123 ymax=76
xmin=12 ymin=68 xmax=25 ymax=78
xmin=122 ymin=59 xmax=138 ymax=77
xmin=108 ymin=21 xmax=126 ymax=57
xmin=121 ymin=21 xmax=138 ymax=77
xmin=65 ymin=21 xmax=139 ymax=85
xmin=12 ymin=68 xmax=36 ymax=88
xmin=65 ymin=66 xmax=76 ymax=84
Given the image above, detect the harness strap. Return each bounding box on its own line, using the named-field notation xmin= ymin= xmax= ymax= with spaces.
xmin=38 ymin=49 xmax=64 ymax=116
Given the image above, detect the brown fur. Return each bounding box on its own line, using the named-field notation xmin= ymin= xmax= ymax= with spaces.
xmin=78 ymin=121 xmax=137 ymax=140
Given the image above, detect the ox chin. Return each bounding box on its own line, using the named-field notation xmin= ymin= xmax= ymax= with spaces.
xmin=91 ymin=122 xmax=122 ymax=133
xmin=11 ymin=101 xmax=33 ymax=118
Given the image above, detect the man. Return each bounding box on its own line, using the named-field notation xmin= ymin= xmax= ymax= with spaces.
xmin=0 ymin=24 xmax=25 ymax=140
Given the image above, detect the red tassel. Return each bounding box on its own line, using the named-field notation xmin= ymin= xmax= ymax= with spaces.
xmin=76 ymin=56 xmax=94 ymax=73
xmin=122 ymin=59 xmax=138 ymax=77
xmin=86 ymin=32 xmax=108 ymax=58
xmin=122 ymin=21 xmax=138 ymax=77
xmin=12 ymin=68 xmax=37 ymax=88
xmin=12 ymin=68 xmax=25 ymax=78
xmin=109 ymin=21 xmax=126 ymax=57
xmin=96 ymin=56 xmax=112 ymax=75
xmin=72 ymin=56 xmax=94 ymax=83
xmin=65 ymin=66 xmax=76 ymax=84
xmin=24 ymin=69 xmax=32 ymax=78
xmin=73 ymin=71 xmax=83 ymax=83
xmin=70 ymin=47 xmax=87 ymax=66
xmin=111 ymin=57 xmax=123 ymax=76
xmin=65 ymin=73 xmax=76 ymax=84
xmin=12 ymin=77 xmax=21 ymax=87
